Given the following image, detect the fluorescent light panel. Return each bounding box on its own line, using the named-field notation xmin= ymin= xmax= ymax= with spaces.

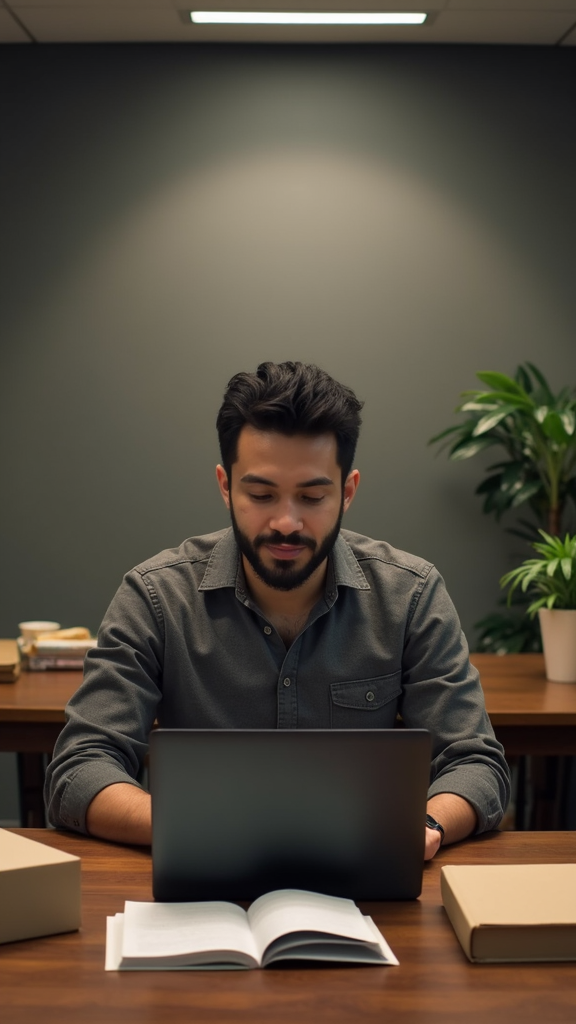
xmin=191 ymin=12 xmax=427 ymax=26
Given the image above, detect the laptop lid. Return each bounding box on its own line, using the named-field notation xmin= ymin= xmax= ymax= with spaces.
xmin=150 ymin=728 xmax=431 ymax=902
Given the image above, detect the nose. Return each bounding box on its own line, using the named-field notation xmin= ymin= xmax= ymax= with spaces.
xmin=268 ymin=501 xmax=304 ymax=536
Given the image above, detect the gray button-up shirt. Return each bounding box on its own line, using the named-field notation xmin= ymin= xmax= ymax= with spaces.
xmin=45 ymin=528 xmax=510 ymax=834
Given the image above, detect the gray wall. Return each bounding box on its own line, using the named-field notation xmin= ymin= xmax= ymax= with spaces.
xmin=1 ymin=44 xmax=575 ymax=643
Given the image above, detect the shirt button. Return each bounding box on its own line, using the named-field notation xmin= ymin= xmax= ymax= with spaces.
xmin=264 ymin=626 xmax=272 ymax=635
xmin=283 ymin=677 xmax=291 ymax=687
xmin=365 ymin=691 xmax=375 ymax=702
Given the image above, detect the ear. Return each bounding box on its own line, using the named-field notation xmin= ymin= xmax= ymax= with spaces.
xmin=216 ymin=464 xmax=231 ymax=509
xmin=342 ymin=469 xmax=360 ymax=512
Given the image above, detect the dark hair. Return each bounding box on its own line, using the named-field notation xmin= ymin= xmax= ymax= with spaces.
xmin=216 ymin=361 xmax=363 ymax=481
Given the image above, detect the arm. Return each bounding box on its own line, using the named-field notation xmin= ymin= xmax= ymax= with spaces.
xmin=44 ymin=570 xmax=164 ymax=838
xmin=400 ymin=568 xmax=511 ymax=843
xmin=86 ymin=784 xmax=152 ymax=845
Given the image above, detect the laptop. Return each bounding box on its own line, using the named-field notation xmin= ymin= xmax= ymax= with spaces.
xmin=149 ymin=728 xmax=431 ymax=902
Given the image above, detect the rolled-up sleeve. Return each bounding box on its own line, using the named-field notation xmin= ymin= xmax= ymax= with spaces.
xmin=45 ymin=570 xmax=163 ymax=834
xmin=400 ymin=567 xmax=511 ymax=833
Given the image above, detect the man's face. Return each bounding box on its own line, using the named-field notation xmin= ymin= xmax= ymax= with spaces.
xmin=216 ymin=426 xmax=359 ymax=592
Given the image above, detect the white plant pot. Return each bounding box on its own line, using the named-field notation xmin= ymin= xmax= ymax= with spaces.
xmin=538 ymin=608 xmax=576 ymax=684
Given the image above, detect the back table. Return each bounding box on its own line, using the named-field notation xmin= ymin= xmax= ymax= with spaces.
xmin=1 ymin=654 xmax=575 ymax=824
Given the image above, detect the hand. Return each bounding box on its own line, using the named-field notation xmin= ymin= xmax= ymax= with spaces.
xmin=424 ymin=825 xmax=443 ymax=860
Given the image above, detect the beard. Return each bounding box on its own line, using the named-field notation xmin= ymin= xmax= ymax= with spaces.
xmin=229 ymin=499 xmax=344 ymax=592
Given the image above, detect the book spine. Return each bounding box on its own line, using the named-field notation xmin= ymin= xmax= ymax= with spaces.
xmin=25 ymin=657 xmax=85 ymax=670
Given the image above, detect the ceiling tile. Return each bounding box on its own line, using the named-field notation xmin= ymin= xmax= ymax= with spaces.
xmin=432 ymin=9 xmax=576 ymax=44
xmin=448 ymin=1 xmax=576 ymax=10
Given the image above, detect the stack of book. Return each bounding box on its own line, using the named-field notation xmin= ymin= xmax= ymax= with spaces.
xmin=0 ymin=640 xmax=20 ymax=682
xmin=18 ymin=627 xmax=96 ymax=671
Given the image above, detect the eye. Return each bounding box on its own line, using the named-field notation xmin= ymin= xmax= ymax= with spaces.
xmin=301 ymin=495 xmax=324 ymax=504
xmin=249 ymin=493 xmax=272 ymax=502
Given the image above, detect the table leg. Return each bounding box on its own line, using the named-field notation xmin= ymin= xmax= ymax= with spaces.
xmin=17 ymin=753 xmax=48 ymax=827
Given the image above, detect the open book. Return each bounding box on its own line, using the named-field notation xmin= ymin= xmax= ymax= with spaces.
xmin=105 ymin=889 xmax=399 ymax=970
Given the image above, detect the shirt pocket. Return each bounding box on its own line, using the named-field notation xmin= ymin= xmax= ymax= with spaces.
xmin=329 ymin=672 xmax=402 ymax=729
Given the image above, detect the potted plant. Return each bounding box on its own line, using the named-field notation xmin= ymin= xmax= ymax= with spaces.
xmin=500 ymin=532 xmax=576 ymax=682
xmin=429 ymin=363 xmax=576 ymax=653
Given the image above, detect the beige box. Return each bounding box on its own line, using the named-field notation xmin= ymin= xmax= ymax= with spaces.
xmin=0 ymin=830 xmax=81 ymax=944
xmin=441 ymin=863 xmax=576 ymax=963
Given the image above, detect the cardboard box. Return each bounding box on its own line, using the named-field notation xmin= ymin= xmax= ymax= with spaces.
xmin=441 ymin=863 xmax=576 ymax=963
xmin=0 ymin=829 xmax=81 ymax=944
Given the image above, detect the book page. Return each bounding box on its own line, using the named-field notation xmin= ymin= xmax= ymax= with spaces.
xmin=246 ymin=889 xmax=384 ymax=962
xmin=120 ymin=900 xmax=259 ymax=963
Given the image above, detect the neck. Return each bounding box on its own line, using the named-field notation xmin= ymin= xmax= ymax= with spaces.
xmin=242 ymin=556 xmax=328 ymax=620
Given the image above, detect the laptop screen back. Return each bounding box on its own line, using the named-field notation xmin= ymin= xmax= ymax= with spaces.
xmin=150 ymin=728 xmax=431 ymax=902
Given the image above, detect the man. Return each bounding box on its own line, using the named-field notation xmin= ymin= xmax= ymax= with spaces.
xmin=45 ymin=361 xmax=510 ymax=858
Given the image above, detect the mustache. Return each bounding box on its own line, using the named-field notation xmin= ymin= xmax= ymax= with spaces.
xmin=254 ymin=531 xmax=317 ymax=552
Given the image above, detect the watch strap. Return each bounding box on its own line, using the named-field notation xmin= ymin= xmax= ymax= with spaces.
xmin=425 ymin=813 xmax=445 ymax=844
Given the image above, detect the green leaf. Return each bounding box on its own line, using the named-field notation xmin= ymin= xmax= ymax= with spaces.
xmin=536 ymin=529 xmax=561 ymax=549
xmin=475 ymin=473 xmax=504 ymax=496
xmin=509 ymin=479 xmax=543 ymax=508
xmin=428 ymin=424 xmax=464 ymax=445
xmin=449 ymin=437 xmax=497 ymax=460
xmin=499 ymin=463 xmax=525 ymax=493
xmin=461 ymin=390 xmax=531 ymax=409
xmin=459 ymin=402 xmax=498 ymax=413
xmin=561 ymin=558 xmax=573 ymax=580
xmin=526 ymin=595 xmax=552 ymax=617
xmin=521 ymin=563 xmax=547 ymax=590
xmin=546 ymin=559 xmax=559 ymax=577
xmin=472 ymin=404 xmax=520 ymax=436
xmin=483 ymin=485 xmax=514 ymax=519
xmin=515 ymin=365 xmax=533 ymax=394
xmin=540 ymin=411 xmax=570 ymax=444
xmin=525 ymin=362 xmax=554 ymax=403
xmin=560 ymin=410 xmax=576 ymax=437
xmin=476 ymin=371 xmax=526 ymax=396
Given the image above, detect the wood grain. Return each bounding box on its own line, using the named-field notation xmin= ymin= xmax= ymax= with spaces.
xmin=1 ymin=830 xmax=575 ymax=1024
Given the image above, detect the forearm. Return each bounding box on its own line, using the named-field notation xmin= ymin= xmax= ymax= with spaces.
xmin=424 ymin=793 xmax=477 ymax=860
xmin=86 ymin=783 xmax=152 ymax=845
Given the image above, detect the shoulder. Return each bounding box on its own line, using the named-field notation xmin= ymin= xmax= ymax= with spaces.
xmin=129 ymin=530 xmax=231 ymax=579
xmin=339 ymin=529 xmax=435 ymax=582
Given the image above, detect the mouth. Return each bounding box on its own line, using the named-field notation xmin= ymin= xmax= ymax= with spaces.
xmin=264 ymin=543 xmax=309 ymax=561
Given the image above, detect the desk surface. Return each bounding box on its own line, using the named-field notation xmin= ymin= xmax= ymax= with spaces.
xmin=471 ymin=653 xmax=576 ymax=725
xmin=1 ymin=829 xmax=575 ymax=1024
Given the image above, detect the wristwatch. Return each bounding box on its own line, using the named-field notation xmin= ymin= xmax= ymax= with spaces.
xmin=425 ymin=813 xmax=445 ymax=845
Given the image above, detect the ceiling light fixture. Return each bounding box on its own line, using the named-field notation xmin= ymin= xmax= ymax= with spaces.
xmin=190 ymin=11 xmax=427 ymax=26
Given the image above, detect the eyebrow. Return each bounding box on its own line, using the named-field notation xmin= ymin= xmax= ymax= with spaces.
xmin=240 ymin=474 xmax=335 ymax=488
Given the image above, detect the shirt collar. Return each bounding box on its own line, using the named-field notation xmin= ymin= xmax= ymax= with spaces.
xmin=198 ymin=527 xmax=370 ymax=596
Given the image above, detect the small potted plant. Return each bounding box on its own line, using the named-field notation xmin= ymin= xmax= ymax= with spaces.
xmin=500 ymin=532 xmax=576 ymax=683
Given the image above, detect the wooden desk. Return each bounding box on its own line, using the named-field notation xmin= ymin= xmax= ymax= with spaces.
xmin=0 ymin=670 xmax=81 ymax=753
xmin=1 ymin=829 xmax=575 ymax=1024
xmin=472 ymin=653 xmax=576 ymax=756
